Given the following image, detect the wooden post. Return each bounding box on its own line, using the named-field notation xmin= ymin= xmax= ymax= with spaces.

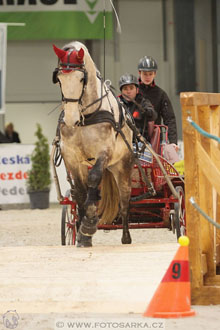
xmin=180 ymin=92 xmax=220 ymax=305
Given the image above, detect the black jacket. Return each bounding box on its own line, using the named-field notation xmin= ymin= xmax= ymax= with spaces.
xmin=0 ymin=131 xmax=10 ymax=143
xmin=5 ymin=131 xmax=21 ymax=143
xmin=119 ymin=93 xmax=157 ymax=140
xmin=139 ymin=82 xmax=177 ymax=144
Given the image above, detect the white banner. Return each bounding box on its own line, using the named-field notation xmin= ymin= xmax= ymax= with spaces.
xmin=0 ymin=144 xmax=69 ymax=204
xmin=0 ymin=23 xmax=7 ymax=114
xmin=0 ymin=0 xmax=112 ymax=12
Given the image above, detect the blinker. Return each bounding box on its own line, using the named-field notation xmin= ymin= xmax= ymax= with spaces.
xmin=52 ymin=68 xmax=59 ymax=84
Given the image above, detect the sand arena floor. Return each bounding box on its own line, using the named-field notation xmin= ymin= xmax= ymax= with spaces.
xmin=0 ymin=205 xmax=219 ymax=330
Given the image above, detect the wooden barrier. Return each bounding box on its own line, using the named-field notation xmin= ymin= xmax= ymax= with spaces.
xmin=181 ymin=92 xmax=220 ymax=305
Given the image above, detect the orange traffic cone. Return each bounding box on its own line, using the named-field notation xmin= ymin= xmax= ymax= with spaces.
xmin=143 ymin=236 xmax=195 ymax=318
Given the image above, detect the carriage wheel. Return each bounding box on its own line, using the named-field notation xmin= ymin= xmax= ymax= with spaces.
xmin=61 ymin=190 xmax=79 ymax=245
xmin=174 ymin=186 xmax=186 ymax=239
xmin=170 ymin=211 xmax=175 ymax=234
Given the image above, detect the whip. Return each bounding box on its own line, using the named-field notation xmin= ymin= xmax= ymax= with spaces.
xmin=103 ymin=0 xmax=122 ymax=81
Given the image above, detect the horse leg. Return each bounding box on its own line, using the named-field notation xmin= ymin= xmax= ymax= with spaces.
xmin=110 ymin=159 xmax=133 ymax=244
xmin=73 ymin=174 xmax=93 ymax=247
xmin=120 ymin=181 xmax=132 ymax=244
xmin=79 ymin=156 xmax=105 ymax=238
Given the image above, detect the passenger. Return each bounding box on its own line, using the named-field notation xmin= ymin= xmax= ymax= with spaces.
xmin=138 ymin=56 xmax=178 ymax=149
xmin=118 ymin=73 xmax=157 ymax=141
xmin=4 ymin=122 xmax=21 ymax=143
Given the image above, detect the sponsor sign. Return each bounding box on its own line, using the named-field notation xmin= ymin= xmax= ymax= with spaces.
xmin=0 ymin=144 xmax=69 ymax=204
xmin=0 ymin=144 xmax=33 ymax=204
xmin=0 ymin=0 xmax=113 ymax=40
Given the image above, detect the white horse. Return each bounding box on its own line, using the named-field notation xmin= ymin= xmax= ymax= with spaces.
xmin=53 ymin=41 xmax=134 ymax=247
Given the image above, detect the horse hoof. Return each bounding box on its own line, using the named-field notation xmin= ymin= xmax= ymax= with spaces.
xmin=80 ymin=224 xmax=97 ymax=236
xmin=76 ymin=233 xmax=92 ymax=248
xmin=121 ymin=233 xmax=132 ymax=244
xmin=80 ymin=216 xmax=98 ymax=236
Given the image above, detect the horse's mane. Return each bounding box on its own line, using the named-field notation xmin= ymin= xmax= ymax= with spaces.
xmin=62 ymin=41 xmax=88 ymax=53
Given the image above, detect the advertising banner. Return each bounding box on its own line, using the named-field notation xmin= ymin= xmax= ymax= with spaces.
xmin=0 ymin=144 xmax=69 ymax=204
xmin=0 ymin=144 xmax=33 ymax=204
xmin=0 ymin=0 xmax=113 ymax=40
xmin=0 ymin=23 xmax=6 ymax=114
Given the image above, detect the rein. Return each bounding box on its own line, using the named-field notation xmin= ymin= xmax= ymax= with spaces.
xmin=80 ymin=75 xmax=107 ymax=113
xmin=75 ymin=77 xmax=110 ymax=126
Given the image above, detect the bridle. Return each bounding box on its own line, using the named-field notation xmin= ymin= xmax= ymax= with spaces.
xmin=60 ymin=67 xmax=87 ymax=105
xmin=54 ymin=49 xmax=88 ymax=105
xmin=53 ymin=48 xmax=108 ymax=124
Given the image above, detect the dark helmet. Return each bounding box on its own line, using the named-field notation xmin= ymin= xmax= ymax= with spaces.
xmin=119 ymin=73 xmax=138 ymax=90
xmin=138 ymin=56 xmax=158 ymax=71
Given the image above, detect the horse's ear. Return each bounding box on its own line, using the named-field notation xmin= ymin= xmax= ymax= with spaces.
xmin=77 ymin=48 xmax=84 ymax=62
xmin=53 ymin=44 xmax=67 ymax=59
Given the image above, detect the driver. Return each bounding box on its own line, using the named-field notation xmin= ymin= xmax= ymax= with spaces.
xmin=118 ymin=73 xmax=157 ymax=141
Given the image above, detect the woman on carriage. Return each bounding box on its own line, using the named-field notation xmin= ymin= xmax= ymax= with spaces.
xmin=137 ymin=56 xmax=178 ymax=150
xmin=118 ymin=73 xmax=157 ymax=142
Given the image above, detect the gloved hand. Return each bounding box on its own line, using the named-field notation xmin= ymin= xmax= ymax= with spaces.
xmin=170 ymin=143 xmax=179 ymax=152
xmin=140 ymin=98 xmax=154 ymax=113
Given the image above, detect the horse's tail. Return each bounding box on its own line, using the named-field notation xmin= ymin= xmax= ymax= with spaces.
xmin=98 ymin=169 xmax=120 ymax=225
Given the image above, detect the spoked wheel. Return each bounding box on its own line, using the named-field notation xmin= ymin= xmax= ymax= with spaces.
xmin=170 ymin=211 xmax=175 ymax=234
xmin=173 ymin=186 xmax=186 ymax=239
xmin=61 ymin=190 xmax=79 ymax=245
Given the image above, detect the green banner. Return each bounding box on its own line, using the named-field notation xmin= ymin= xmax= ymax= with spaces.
xmin=0 ymin=0 xmax=113 ymax=40
xmin=0 ymin=12 xmax=112 ymax=40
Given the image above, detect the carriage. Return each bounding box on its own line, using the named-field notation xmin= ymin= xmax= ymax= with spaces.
xmin=56 ymin=125 xmax=185 ymax=246
xmin=51 ymin=41 xmax=186 ymax=247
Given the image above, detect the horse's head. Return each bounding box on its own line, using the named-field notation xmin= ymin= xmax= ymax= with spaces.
xmin=53 ymin=44 xmax=88 ymax=126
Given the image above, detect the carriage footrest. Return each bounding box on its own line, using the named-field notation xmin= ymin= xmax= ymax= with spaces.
xmin=130 ymin=188 xmax=156 ymax=202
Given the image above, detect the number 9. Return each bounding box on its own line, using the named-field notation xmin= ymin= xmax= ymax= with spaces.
xmin=172 ymin=262 xmax=181 ymax=279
